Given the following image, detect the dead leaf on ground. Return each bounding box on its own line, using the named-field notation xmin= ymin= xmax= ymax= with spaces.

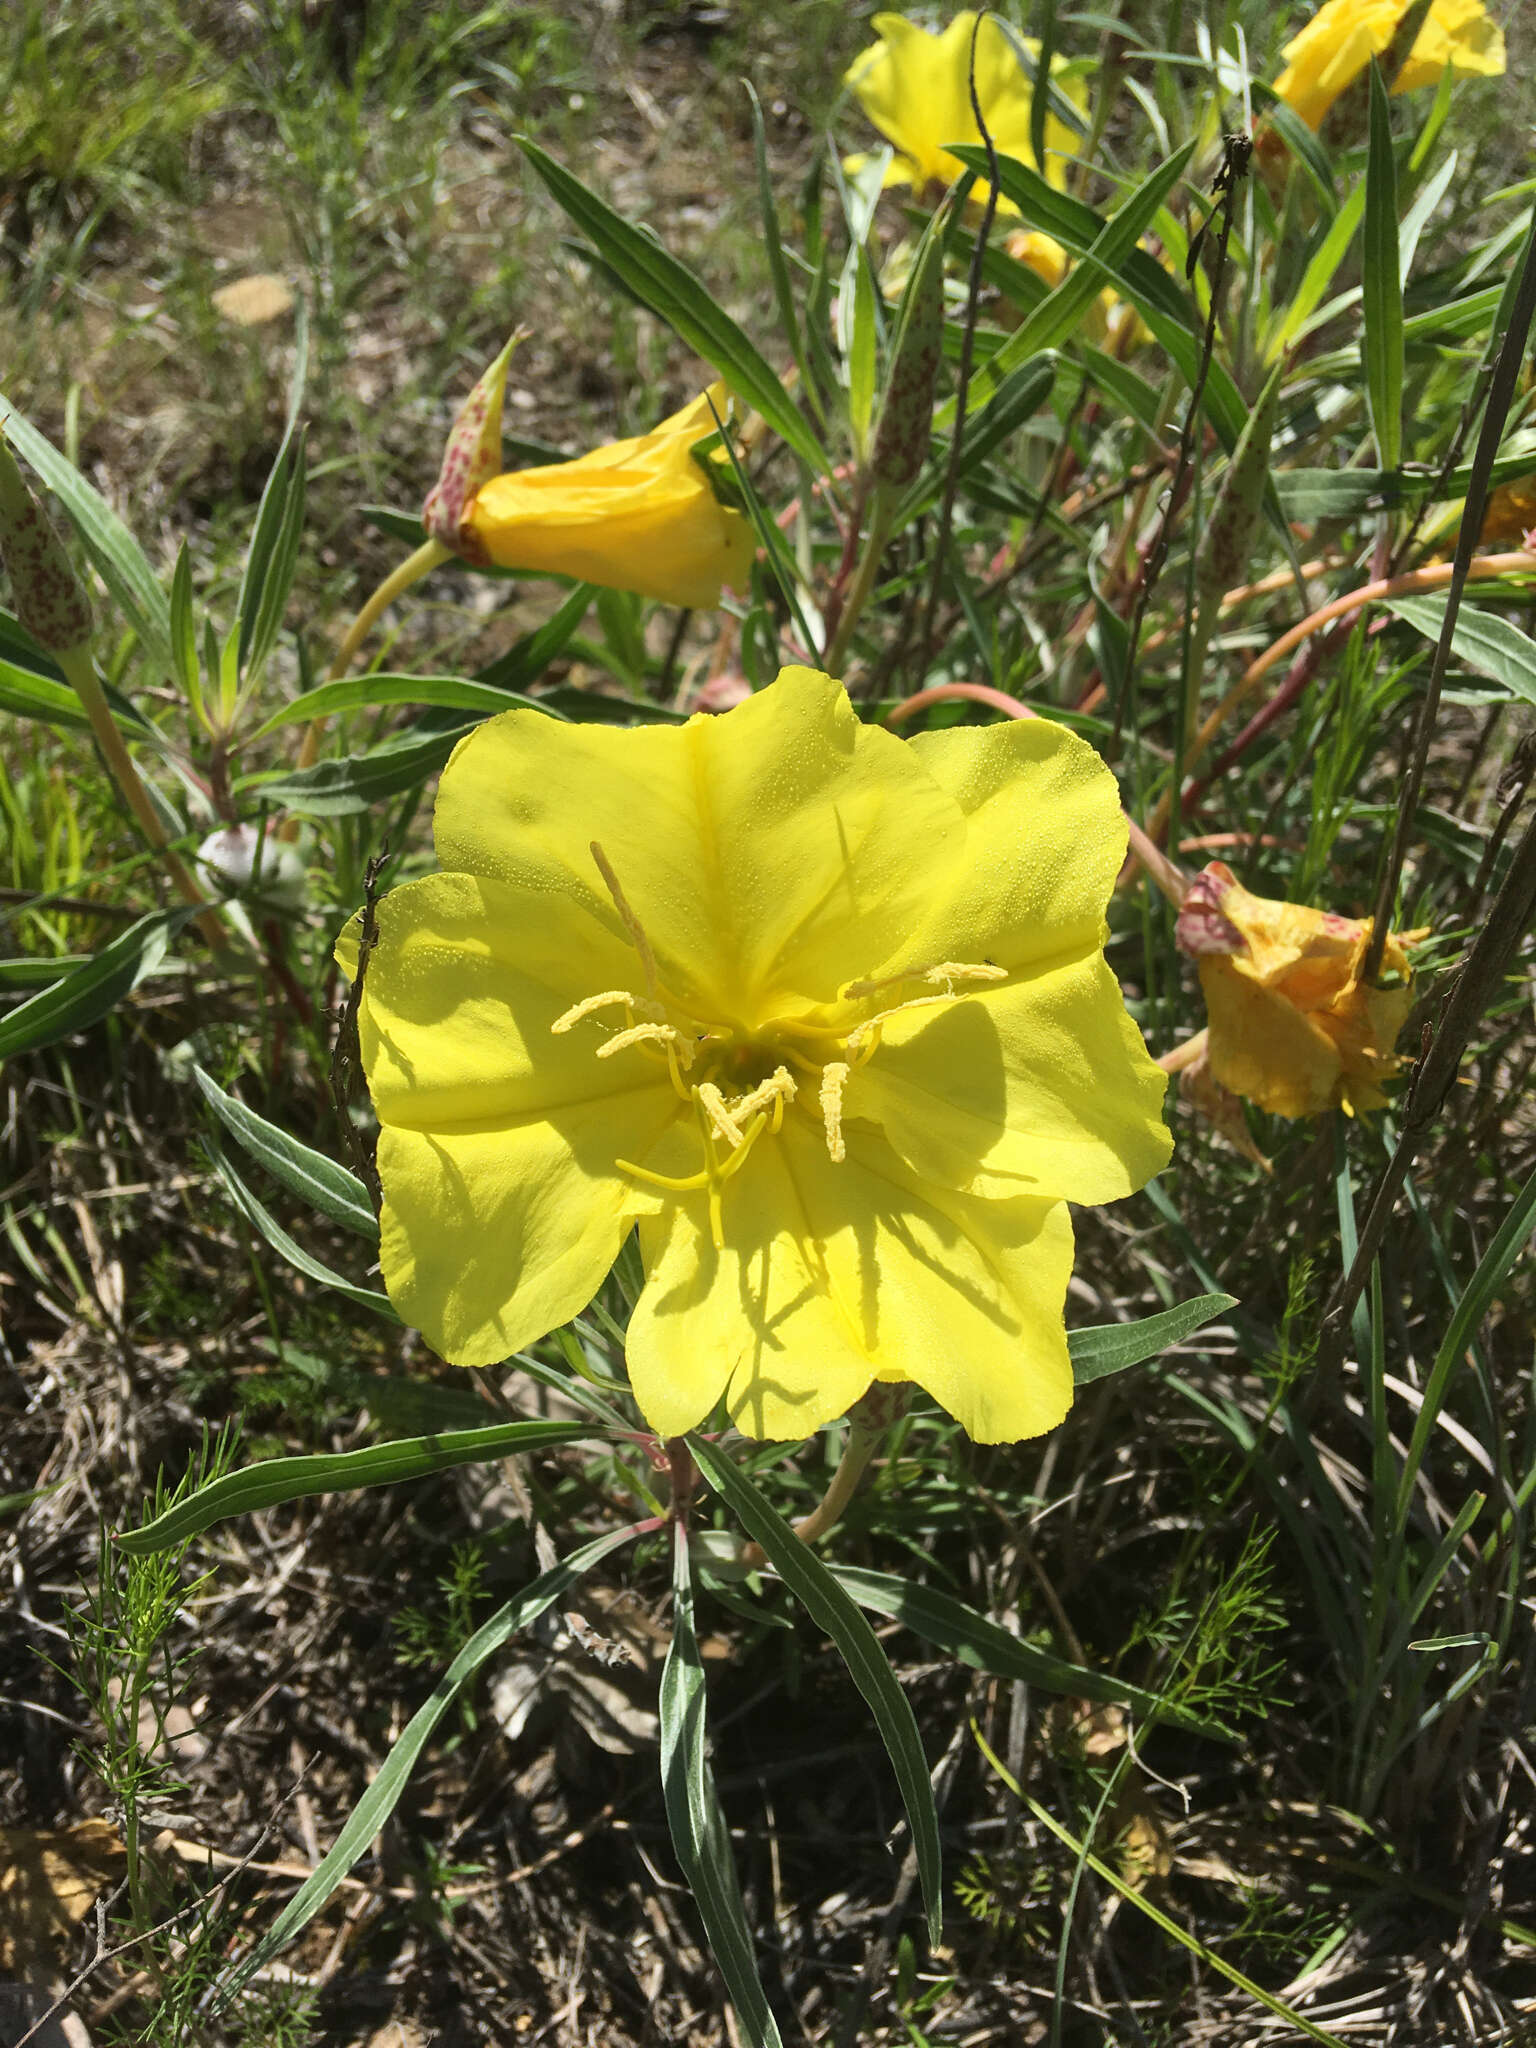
xmin=0 ymin=1820 xmax=125 ymax=1972
xmin=211 ymin=275 xmax=295 ymax=326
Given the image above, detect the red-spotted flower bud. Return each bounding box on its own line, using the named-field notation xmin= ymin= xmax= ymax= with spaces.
xmin=422 ymin=330 xmax=526 ymax=564
xmin=0 ymin=431 xmax=93 ymax=659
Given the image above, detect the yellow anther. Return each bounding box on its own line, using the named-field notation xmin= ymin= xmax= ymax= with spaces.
xmin=820 ymin=1060 xmax=850 ymax=1163
xmin=733 ymin=1065 xmax=797 ymax=1125
xmin=550 ymin=988 xmax=660 ymax=1034
xmin=843 ymin=957 xmax=1007 ymax=1001
xmin=598 ymin=1021 xmax=691 ymax=1061
xmin=590 ymin=840 xmax=659 ymax=998
xmin=696 ymin=1082 xmax=746 ymax=1147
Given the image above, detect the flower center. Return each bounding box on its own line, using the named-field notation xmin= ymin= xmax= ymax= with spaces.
xmin=548 ymin=842 xmax=1006 ymax=1249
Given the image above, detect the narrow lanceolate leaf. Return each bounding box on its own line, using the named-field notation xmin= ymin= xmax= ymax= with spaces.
xmin=945 ymin=143 xmax=1248 ymax=454
xmin=688 ymin=1435 xmax=944 ymax=1944
xmin=117 ymin=1418 xmax=597 ymax=1553
xmin=1389 ymin=595 xmax=1536 ymax=707
xmin=518 ymin=138 xmax=824 ymax=472
xmin=252 ymin=673 xmax=550 ymax=737
xmin=0 ymin=394 xmax=172 ymax=669
xmin=826 ymin=1566 xmax=1226 ymax=1736
xmin=0 ymin=911 xmax=186 ymax=1059
xmin=209 ymin=1144 xmax=397 ymax=1321
xmin=941 ymin=143 xmax=1196 ymax=429
xmin=236 ymin=425 xmax=308 ymax=689
xmin=1191 ymin=365 xmax=1284 ymax=683
xmin=1363 ymin=63 xmax=1404 ymax=471
xmin=192 ymin=1066 xmax=377 ymax=1238
xmin=1268 ymin=181 xmax=1365 ymax=361
xmin=238 ymin=722 xmax=474 ymax=815
xmin=1070 ymin=1294 xmax=1238 ymax=1384
xmin=216 ymin=1523 xmax=645 ymax=2003
xmin=662 ymin=1527 xmax=785 ymax=2048
xmin=0 ymin=648 xmax=88 ymax=728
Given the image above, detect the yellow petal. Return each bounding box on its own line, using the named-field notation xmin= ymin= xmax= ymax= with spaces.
xmin=1273 ymin=0 xmax=1400 ymax=128
xmin=904 ymin=714 xmax=1128 ymax=970
xmin=1395 ymin=0 xmax=1504 ymax=89
xmin=626 ymin=1114 xmax=1073 ymax=1443
xmin=463 ymin=385 xmax=753 ymax=608
xmin=359 ymin=871 xmax=679 ymax=1363
xmin=429 ymin=668 xmax=965 ymax=1026
xmin=1199 ymin=955 xmax=1343 ymax=1117
xmin=859 ymin=951 xmax=1172 ymax=1203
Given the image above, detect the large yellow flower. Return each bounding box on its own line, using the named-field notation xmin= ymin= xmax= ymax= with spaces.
xmin=351 ymin=670 xmax=1170 ymax=1443
xmin=1273 ymin=0 xmax=1504 ymax=131
xmin=1177 ymin=861 xmax=1423 ymax=1118
xmin=845 ymin=12 xmax=1086 ymax=206
xmin=461 ymin=387 xmax=753 ymax=610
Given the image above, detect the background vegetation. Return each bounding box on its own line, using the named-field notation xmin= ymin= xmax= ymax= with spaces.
xmin=1 ymin=1 xmax=1532 ymax=2043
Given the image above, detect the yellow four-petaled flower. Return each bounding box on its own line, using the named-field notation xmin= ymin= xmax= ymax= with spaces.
xmin=1274 ymin=0 xmax=1504 ymax=131
xmin=350 ymin=670 xmax=1170 ymax=1443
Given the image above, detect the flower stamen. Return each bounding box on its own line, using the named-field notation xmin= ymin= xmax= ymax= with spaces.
xmin=590 ymin=840 xmax=659 ymax=998
xmin=820 ymin=1060 xmax=851 ymax=1162
xmin=550 ymin=988 xmax=664 ymax=1034
xmin=597 ymin=1020 xmax=695 ymax=1063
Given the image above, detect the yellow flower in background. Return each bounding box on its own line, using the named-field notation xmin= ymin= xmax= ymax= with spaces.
xmin=1177 ymin=861 xmax=1424 ymax=1118
xmin=349 ymin=669 xmax=1171 ymax=1444
xmin=1273 ymin=0 xmax=1504 ymax=131
xmin=462 ymin=386 xmax=753 ymax=610
xmin=845 ymin=11 xmax=1087 ymax=206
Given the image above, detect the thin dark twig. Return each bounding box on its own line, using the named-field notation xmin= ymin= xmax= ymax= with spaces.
xmin=915 ymin=11 xmax=1001 ymax=679
xmin=1361 ymin=211 xmax=1536 ymax=983
xmin=1113 ymin=131 xmax=1251 ymax=755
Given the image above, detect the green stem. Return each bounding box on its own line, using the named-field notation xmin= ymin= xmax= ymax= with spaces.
xmin=58 ymin=645 xmax=226 ymax=949
xmin=295 ymin=538 xmax=450 ymax=770
xmin=822 ymin=493 xmax=894 ymax=678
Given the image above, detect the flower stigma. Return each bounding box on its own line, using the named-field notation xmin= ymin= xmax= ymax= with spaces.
xmin=549 ymin=842 xmax=1012 ymax=1250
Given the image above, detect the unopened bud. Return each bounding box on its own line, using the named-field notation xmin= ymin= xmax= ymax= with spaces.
xmin=868 ymin=207 xmax=949 ymax=492
xmin=422 ymin=329 xmax=526 ymax=563
xmin=0 ymin=431 xmax=93 ymax=658
xmin=1174 ymin=862 xmax=1245 ymax=956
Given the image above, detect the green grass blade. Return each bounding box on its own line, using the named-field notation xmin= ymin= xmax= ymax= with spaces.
xmin=1395 ymin=1164 xmax=1536 ymax=1525
xmin=0 ymin=392 xmax=173 ymax=669
xmin=743 ymin=79 xmax=815 ymax=415
xmin=1363 ymin=63 xmax=1404 ymax=469
xmin=191 ymin=1065 xmax=377 ymax=1238
xmin=236 ymin=423 xmax=306 ymax=686
xmin=827 ymin=1564 xmax=1224 ymax=1736
xmin=216 ymin=1522 xmax=643 ymax=2001
xmin=1267 ymin=180 xmax=1364 ymax=363
xmin=689 ymin=1435 xmax=944 ymax=1943
xmin=1069 ymin=1293 xmax=1237 ymax=1384
xmin=519 ymin=138 xmax=824 ymax=472
xmin=117 ymin=1419 xmax=597 ymax=1553
xmin=0 ymin=910 xmax=186 ymax=1057
xmin=661 ymin=1525 xmax=785 ymax=2048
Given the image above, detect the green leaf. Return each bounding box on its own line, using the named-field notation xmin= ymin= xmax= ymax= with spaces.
xmin=827 ymin=1565 xmax=1225 ymax=1735
xmin=745 ymin=80 xmax=816 ymax=418
xmin=946 ymin=144 xmax=1248 ymax=453
xmin=252 ymin=672 xmax=551 ymax=738
xmin=847 ymin=250 xmax=879 ymax=461
xmin=519 ymin=138 xmax=824 ymax=472
xmin=238 ymin=722 xmax=472 ymax=816
xmin=661 ymin=1527 xmax=785 ymax=2048
xmin=1260 ymin=94 xmax=1339 ymax=213
xmin=168 ymin=542 xmax=205 ymax=729
xmin=237 ymin=426 xmax=308 ymax=689
xmin=191 ymin=1065 xmax=377 ymax=1239
xmin=688 ymin=1434 xmax=944 ymax=1944
xmin=1389 ymin=594 xmax=1536 ymax=705
xmin=0 ymin=911 xmax=186 ymax=1059
xmin=216 ymin=1522 xmax=644 ymax=2001
xmin=0 ymin=394 xmax=173 ymax=669
xmin=118 ymin=1418 xmax=598 ymax=1553
xmin=943 ymin=143 xmax=1196 ymax=425
xmin=1268 ymin=181 xmax=1365 ymax=361
xmin=0 ymin=646 xmax=89 ymax=728
xmin=1070 ymin=1293 xmax=1238 ymax=1384
xmin=208 ymin=1143 xmax=397 ymax=1321
xmin=473 ymin=580 xmax=594 ymax=692
xmin=1363 ymin=63 xmax=1404 ymax=469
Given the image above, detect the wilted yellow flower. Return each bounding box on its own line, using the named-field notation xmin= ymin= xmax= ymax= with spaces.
xmin=1273 ymin=0 xmax=1504 ymax=131
xmin=845 ymin=11 xmax=1087 ymax=206
xmin=349 ymin=668 xmax=1171 ymax=1443
xmin=1177 ymin=861 xmax=1424 ymax=1118
xmin=461 ymin=386 xmax=754 ymax=610
xmin=1477 ymin=475 xmax=1536 ymax=547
